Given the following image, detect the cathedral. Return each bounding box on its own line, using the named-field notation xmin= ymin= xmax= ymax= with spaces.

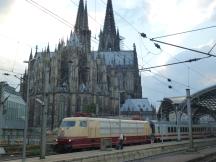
xmin=20 ymin=0 xmax=142 ymax=129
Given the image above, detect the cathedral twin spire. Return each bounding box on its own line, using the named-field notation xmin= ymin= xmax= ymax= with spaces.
xmin=74 ymin=0 xmax=120 ymax=52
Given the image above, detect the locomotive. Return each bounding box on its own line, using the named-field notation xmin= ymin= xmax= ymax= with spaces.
xmin=55 ymin=117 xmax=216 ymax=152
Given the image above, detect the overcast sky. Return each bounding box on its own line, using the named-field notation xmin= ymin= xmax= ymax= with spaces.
xmin=0 ymin=0 xmax=216 ymax=107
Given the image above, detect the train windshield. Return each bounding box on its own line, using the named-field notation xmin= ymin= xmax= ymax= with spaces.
xmin=61 ymin=121 xmax=76 ymax=127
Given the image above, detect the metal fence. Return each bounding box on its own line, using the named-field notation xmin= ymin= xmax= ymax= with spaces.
xmin=0 ymin=134 xmax=57 ymax=146
xmin=0 ymin=135 xmax=41 ymax=145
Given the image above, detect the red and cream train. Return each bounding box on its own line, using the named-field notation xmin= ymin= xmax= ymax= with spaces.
xmin=55 ymin=117 xmax=216 ymax=152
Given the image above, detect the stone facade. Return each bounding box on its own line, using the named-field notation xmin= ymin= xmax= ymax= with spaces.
xmin=20 ymin=0 xmax=142 ymax=129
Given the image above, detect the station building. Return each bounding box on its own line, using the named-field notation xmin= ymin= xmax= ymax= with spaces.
xmin=0 ymin=82 xmax=26 ymax=140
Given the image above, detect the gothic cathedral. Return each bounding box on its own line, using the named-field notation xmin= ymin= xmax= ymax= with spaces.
xmin=20 ymin=0 xmax=142 ymax=129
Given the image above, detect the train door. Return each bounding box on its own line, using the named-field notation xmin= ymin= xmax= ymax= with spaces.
xmin=88 ymin=120 xmax=97 ymax=138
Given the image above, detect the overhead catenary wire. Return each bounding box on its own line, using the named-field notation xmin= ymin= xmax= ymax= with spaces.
xmin=149 ymin=39 xmax=216 ymax=58
xmin=151 ymin=25 xmax=216 ymax=40
xmin=0 ymin=68 xmax=23 ymax=75
xmin=25 ymin=0 xmax=99 ymax=45
xmin=26 ymin=0 xmax=73 ymax=28
xmin=140 ymin=56 xmax=210 ymax=70
xmin=149 ymin=70 xmax=197 ymax=91
xmin=162 ymin=49 xmax=216 ymax=86
xmin=208 ymin=42 xmax=216 ymax=54
xmin=146 ymin=71 xmax=182 ymax=94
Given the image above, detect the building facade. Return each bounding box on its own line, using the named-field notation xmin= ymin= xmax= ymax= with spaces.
xmin=20 ymin=0 xmax=142 ymax=129
xmin=0 ymin=82 xmax=26 ymax=138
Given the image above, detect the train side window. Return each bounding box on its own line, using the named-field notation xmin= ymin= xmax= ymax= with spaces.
xmin=174 ymin=127 xmax=176 ymax=132
xmin=168 ymin=127 xmax=170 ymax=133
xmin=61 ymin=121 xmax=76 ymax=127
xmin=80 ymin=121 xmax=87 ymax=127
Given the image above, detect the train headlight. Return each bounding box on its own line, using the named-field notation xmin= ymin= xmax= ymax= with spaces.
xmin=55 ymin=139 xmax=58 ymax=142
xmin=68 ymin=139 xmax=72 ymax=142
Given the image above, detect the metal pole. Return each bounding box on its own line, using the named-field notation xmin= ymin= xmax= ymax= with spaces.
xmin=160 ymin=107 xmax=163 ymax=143
xmin=40 ymin=66 xmax=49 ymax=159
xmin=119 ymin=92 xmax=121 ymax=134
xmin=0 ymin=83 xmax=3 ymax=138
xmin=22 ymin=63 xmax=30 ymax=162
xmin=176 ymin=105 xmax=181 ymax=141
xmin=186 ymin=89 xmax=193 ymax=149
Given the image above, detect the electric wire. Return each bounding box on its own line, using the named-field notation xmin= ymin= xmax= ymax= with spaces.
xmin=26 ymin=0 xmax=73 ymax=28
xmin=151 ymin=25 xmax=216 ymax=40
xmin=140 ymin=56 xmax=210 ymax=70
xmin=0 ymin=68 xmax=22 ymax=75
xmin=146 ymin=71 xmax=182 ymax=94
xmin=161 ymin=41 xmax=216 ymax=86
xmin=208 ymin=42 xmax=216 ymax=54
xmin=25 ymin=0 xmax=99 ymax=45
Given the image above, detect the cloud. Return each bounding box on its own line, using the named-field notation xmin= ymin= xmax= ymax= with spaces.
xmin=115 ymin=0 xmax=150 ymax=27
xmin=0 ymin=0 xmax=14 ymax=14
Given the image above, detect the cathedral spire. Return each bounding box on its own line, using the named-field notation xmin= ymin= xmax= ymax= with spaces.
xmin=75 ymin=0 xmax=84 ymax=32
xmin=98 ymin=0 xmax=120 ymax=52
xmin=73 ymin=0 xmax=91 ymax=53
xmin=103 ymin=0 xmax=116 ymax=36
xmin=29 ymin=48 xmax=33 ymax=60
xmin=83 ymin=1 xmax=89 ymax=30
xmin=47 ymin=43 xmax=50 ymax=53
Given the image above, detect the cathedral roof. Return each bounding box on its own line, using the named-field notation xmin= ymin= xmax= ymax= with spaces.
xmin=121 ymin=98 xmax=152 ymax=112
xmin=91 ymin=51 xmax=134 ymax=66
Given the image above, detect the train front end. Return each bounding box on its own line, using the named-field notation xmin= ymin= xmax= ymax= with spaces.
xmin=55 ymin=117 xmax=88 ymax=152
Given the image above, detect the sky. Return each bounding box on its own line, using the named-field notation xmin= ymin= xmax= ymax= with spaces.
xmin=0 ymin=0 xmax=216 ymax=108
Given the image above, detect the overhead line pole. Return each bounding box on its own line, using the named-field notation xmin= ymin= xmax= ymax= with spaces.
xmin=186 ymin=89 xmax=193 ymax=150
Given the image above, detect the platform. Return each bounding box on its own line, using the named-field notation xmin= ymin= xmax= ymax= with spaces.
xmin=6 ymin=138 xmax=216 ymax=162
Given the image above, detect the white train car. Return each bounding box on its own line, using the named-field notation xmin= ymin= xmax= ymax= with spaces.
xmin=151 ymin=121 xmax=216 ymax=141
